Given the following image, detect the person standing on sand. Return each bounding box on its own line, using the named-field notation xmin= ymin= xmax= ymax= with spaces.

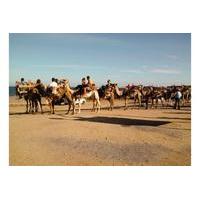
xmin=174 ymin=88 xmax=182 ymax=110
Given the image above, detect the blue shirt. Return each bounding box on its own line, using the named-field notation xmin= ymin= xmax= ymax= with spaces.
xmin=175 ymin=91 xmax=182 ymax=99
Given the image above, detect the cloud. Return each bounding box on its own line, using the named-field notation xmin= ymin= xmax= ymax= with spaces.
xmin=120 ymin=69 xmax=143 ymax=73
xmin=166 ymin=54 xmax=178 ymax=60
xmin=37 ymin=64 xmax=84 ymax=68
xmin=120 ymin=65 xmax=181 ymax=75
xmin=150 ymin=68 xmax=180 ymax=74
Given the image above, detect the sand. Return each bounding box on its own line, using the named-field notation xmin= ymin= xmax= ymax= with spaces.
xmin=9 ymin=96 xmax=191 ymax=166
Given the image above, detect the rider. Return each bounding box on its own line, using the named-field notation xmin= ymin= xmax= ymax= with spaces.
xmin=49 ymin=77 xmax=58 ymax=95
xmin=106 ymin=79 xmax=112 ymax=88
xmin=82 ymin=77 xmax=88 ymax=95
xmin=35 ymin=79 xmax=44 ymax=93
xmin=86 ymin=76 xmax=95 ymax=90
xmin=15 ymin=80 xmax=22 ymax=98
xmin=63 ymin=79 xmax=74 ymax=95
xmin=17 ymin=78 xmax=28 ymax=98
xmin=106 ymin=79 xmax=114 ymax=92
xmin=20 ymin=77 xmax=25 ymax=85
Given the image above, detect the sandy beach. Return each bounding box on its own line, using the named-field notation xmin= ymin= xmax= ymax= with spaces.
xmin=9 ymin=96 xmax=191 ymax=166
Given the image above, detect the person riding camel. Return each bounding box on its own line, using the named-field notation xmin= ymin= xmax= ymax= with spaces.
xmin=106 ymin=79 xmax=111 ymax=88
xmin=49 ymin=77 xmax=58 ymax=95
xmin=86 ymin=76 xmax=95 ymax=90
xmin=106 ymin=79 xmax=114 ymax=92
xmin=82 ymin=77 xmax=88 ymax=96
xmin=20 ymin=77 xmax=25 ymax=85
xmin=35 ymin=79 xmax=42 ymax=87
xmin=63 ymin=79 xmax=74 ymax=95
xmin=34 ymin=79 xmax=45 ymax=95
xmin=16 ymin=78 xmax=29 ymax=98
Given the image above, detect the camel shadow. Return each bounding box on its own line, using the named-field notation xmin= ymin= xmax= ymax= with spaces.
xmin=74 ymin=116 xmax=171 ymax=127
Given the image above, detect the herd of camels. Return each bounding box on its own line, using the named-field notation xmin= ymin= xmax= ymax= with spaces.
xmin=15 ymin=79 xmax=191 ymax=115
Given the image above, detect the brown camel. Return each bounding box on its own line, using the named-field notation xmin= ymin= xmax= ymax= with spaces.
xmin=46 ymin=83 xmax=75 ymax=115
xmin=103 ymin=83 xmax=123 ymax=111
xmin=123 ymin=85 xmax=142 ymax=109
xmin=16 ymin=84 xmax=43 ymax=114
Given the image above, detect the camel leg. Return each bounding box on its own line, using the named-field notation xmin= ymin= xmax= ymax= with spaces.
xmin=97 ymin=99 xmax=101 ymax=112
xmin=108 ymin=99 xmax=111 ymax=111
xmin=30 ymin=101 xmax=34 ymax=113
xmin=72 ymin=100 xmax=75 ymax=115
xmin=92 ymin=99 xmax=95 ymax=112
xmin=46 ymin=98 xmax=52 ymax=114
xmin=52 ymin=100 xmax=55 ymax=114
xmin=146 ymin=98 xmax=149 ymax=109
xmin=124 ymin=97 xmax=128 ymax=110
xmin=66 ymin=102 xmax=71 ymax=114
xmin=78 ymin=102 xmax=81 ymax=114
xmin=110 ymin=98 xmax=114 ymax=111
xmin=138 ymin=96 xmax=142 ymax=108
xmin=132 ymin=98 xmax=136 ymax=108
xmin=49 ymin=102 xmax=52 ymax=114
xmin=161 ymin=97 xmax=165 ymax=107
xmin=28 ymin=100 xmax=31 ymax=113
xmin=38 ymin=99 xmax=43 ymax=114
xmin=34 ymin=100 xmax=38 ymax=113
xmin=155 ymin=99 xmax=158 ymax=109
xmin=26 ymin=100 xmax=28 ymax=113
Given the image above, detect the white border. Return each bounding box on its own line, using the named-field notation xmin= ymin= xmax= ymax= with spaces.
xmin=0 ymin=0 xmax=199 ymax=200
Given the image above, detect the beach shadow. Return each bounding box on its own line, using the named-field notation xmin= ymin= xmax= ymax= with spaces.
xmin=74 ymin=116 xmax=171 ymax=127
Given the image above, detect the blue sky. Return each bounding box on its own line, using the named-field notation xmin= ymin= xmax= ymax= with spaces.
xmin=9 ymin=33 xmax=191 ymax=86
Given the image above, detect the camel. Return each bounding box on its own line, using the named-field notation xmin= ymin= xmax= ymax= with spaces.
xmin=150 ymin=87 xmax=166 ymax=108
xmin=139 ymin=86 xmax=154 ymax=109
xmin=45 ymin=83 xmax=76 ymax=114
xmin=79 ymin=89 xmax=101 ymax=112
xmin=98 ymin=84 xmax=123 ymax=111
xmin=123 ymin=85 xmax=142 ymax=109
xmin=16 ymin=84 xmax=43 ymax=114
xmin=104 ymin=86 xmax=115 ymax=111
xmin=181 ymin=85 xmax=191 ymax=105
xmin=45 ymin=80 xmax=100 ymax=114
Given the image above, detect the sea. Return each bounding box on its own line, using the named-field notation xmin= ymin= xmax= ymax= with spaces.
xmin=9 ymin=86 xmax=16 ymax=96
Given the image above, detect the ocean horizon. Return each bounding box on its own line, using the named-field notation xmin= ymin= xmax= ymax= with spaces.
xmin=9 ymin=86 xmax=16 ymax=96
